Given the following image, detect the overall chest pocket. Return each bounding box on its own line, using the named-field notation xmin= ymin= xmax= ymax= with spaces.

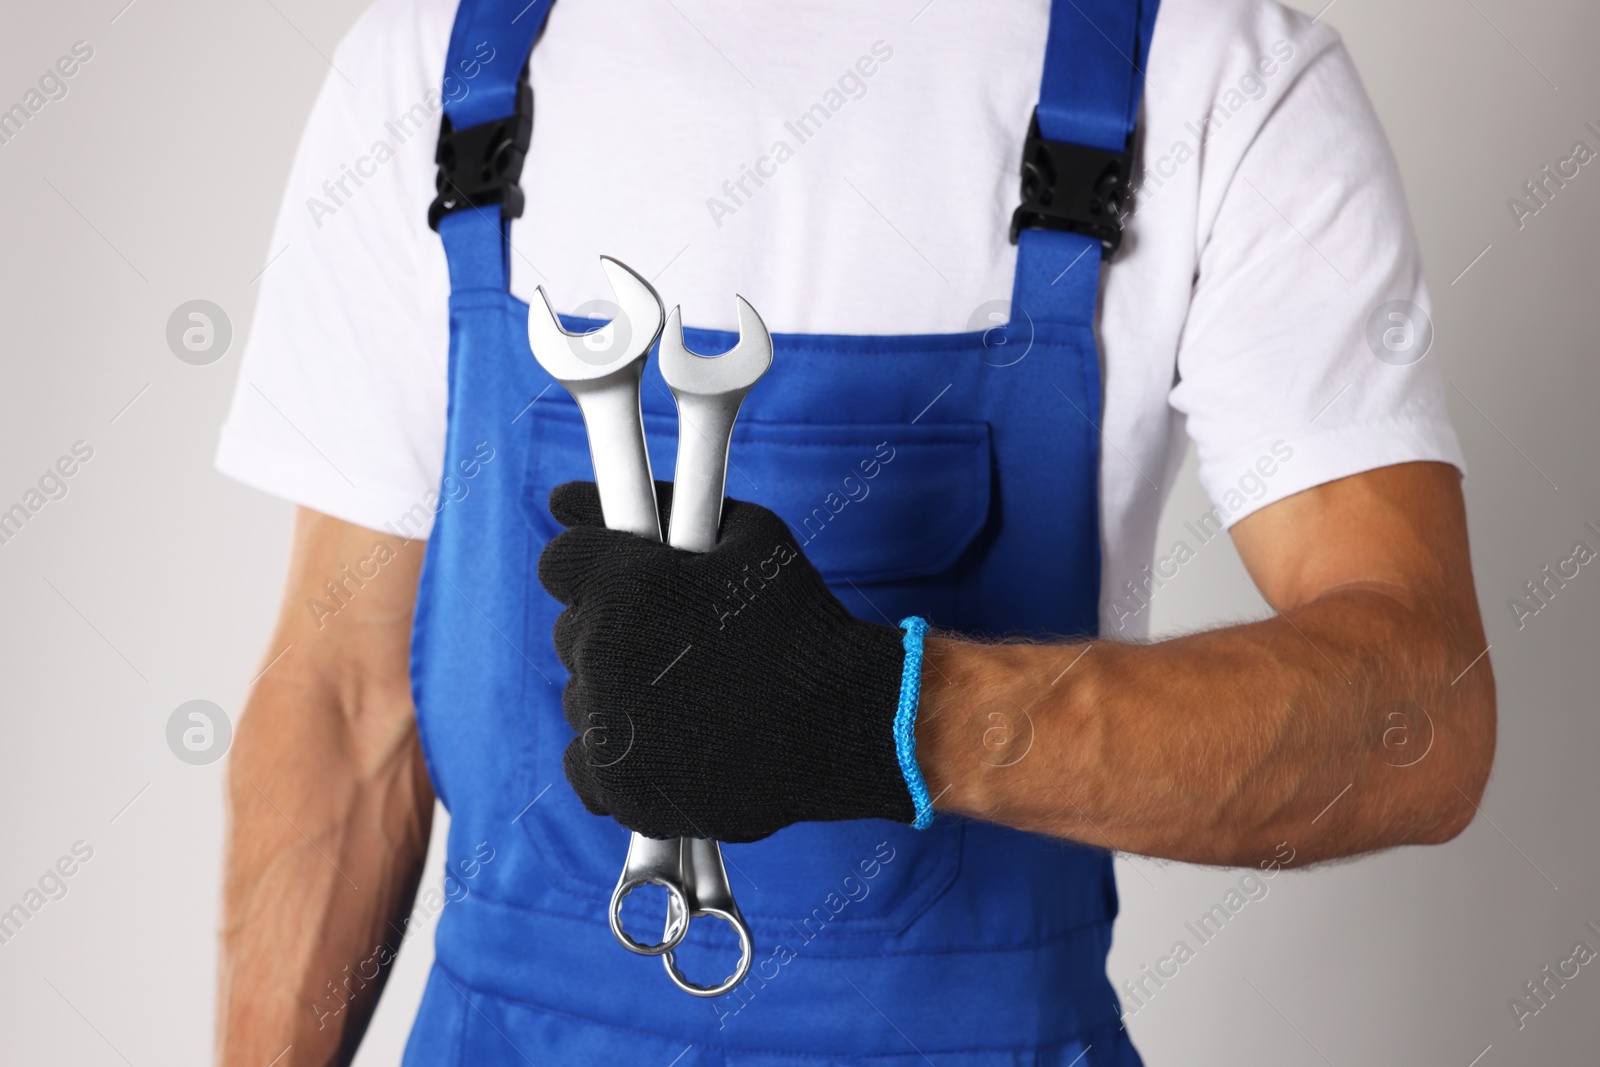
xmin=518 ymin=399 xmax=991 ymax=936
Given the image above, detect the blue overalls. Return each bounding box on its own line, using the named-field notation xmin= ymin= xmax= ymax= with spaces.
xmin=407 ymin=1 xmax=1158 ymax=1061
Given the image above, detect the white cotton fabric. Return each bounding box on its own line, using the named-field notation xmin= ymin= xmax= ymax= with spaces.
xmin=216 ymin=0 xmax=1463 ymax=637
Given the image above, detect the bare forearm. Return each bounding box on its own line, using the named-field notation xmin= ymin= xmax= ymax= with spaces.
xmin=217 ymin=671 xmax=433 ymax=1065
xmin=916 ymin=585 xmax=1495 ymax=866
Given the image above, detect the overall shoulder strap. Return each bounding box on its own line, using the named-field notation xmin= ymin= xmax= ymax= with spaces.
xmin=1011 ymin=0 xmax=1159 ymax=326
xmin=430 ymin=0 xmax=558 ymax=293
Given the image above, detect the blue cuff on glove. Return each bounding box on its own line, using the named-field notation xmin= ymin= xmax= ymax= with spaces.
xmin=893 ymin=616 xmax=934 ymax=830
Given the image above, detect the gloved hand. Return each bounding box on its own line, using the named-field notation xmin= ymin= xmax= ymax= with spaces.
xmin=537 ymin=480 xmax=917 ymax=843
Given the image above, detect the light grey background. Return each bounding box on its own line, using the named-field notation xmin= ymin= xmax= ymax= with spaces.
xmin=1 ymin=1 xmax=1595 ymax=1064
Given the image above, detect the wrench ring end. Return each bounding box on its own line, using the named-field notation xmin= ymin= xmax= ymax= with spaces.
xmin=661 ymin=907 xmax=755 ymax=998
xmin=608 ymin=875 xmax=691 ymax=957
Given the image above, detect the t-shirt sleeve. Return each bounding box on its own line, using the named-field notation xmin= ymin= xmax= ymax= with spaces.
xmin=215 ymin=0 xmax=451 ymax=536
xmin=1169 ymin=26 xmax=1464 ymax=526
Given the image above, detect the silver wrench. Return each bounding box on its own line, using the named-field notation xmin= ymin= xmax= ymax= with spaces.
xmin=527 ymin=258 xmax=688 ymax=958
xmin=527 ymin=258 xmax=771 ymax=996
xmin=654 ymin=299 xmax=771 ymax=996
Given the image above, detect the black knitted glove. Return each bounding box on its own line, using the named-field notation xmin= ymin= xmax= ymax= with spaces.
xmin=537 ymin=480 xmax=916 ymax=843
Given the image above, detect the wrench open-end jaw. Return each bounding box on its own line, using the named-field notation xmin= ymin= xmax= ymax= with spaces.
xmin=527 ymin=256 xmax=668 ymax=542
xmin=653 ymin=298 xmax=772 ymax=997
xmin=658 ymin=299 xmax=773 ymax=552
xmin=527 ymin=258 xmax=691 ymax=959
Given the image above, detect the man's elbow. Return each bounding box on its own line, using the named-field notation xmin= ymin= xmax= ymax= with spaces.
xmin=1418 ymin=785 xmax=1482 ymax=846
xmin=1417 ymin=665 xmax=1498 ymax=846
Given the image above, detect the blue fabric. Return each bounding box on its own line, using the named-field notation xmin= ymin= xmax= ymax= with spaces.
xmin=1036 ymin=0 xmax=1155 ymax=150
xmin=894 ymin=616 xmax=934 ymax=830
xmin=441 ymin=0 xmax=552 ymax=129
xmin=407 ymin=0 xmax=1158 ymax=1062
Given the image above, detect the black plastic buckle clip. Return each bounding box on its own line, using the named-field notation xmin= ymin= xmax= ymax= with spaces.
xmin=1008 ymin=109 xmax=1133 ymax=254
xmin=427 ymin=74 xmax=533 ymax=232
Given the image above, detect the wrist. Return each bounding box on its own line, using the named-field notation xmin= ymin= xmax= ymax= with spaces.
xmin=910 ymin=635 xmax=967 ymax=817
xmin=913 ymin=636 xmax=1081 ymax=824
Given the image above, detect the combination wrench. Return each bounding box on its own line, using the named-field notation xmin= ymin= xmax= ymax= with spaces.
xmin=527 ymin=257 xmax=771 ymax=997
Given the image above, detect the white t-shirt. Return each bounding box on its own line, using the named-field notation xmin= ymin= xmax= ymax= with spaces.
xmin=217 ymin=0 xmax=1463 ymax=638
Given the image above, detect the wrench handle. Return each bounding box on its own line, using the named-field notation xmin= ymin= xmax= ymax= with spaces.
xmin=666 ymin=393 xmax=742 ymax=552
xmin=573 ymin=373 xmax=661 ymax=542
